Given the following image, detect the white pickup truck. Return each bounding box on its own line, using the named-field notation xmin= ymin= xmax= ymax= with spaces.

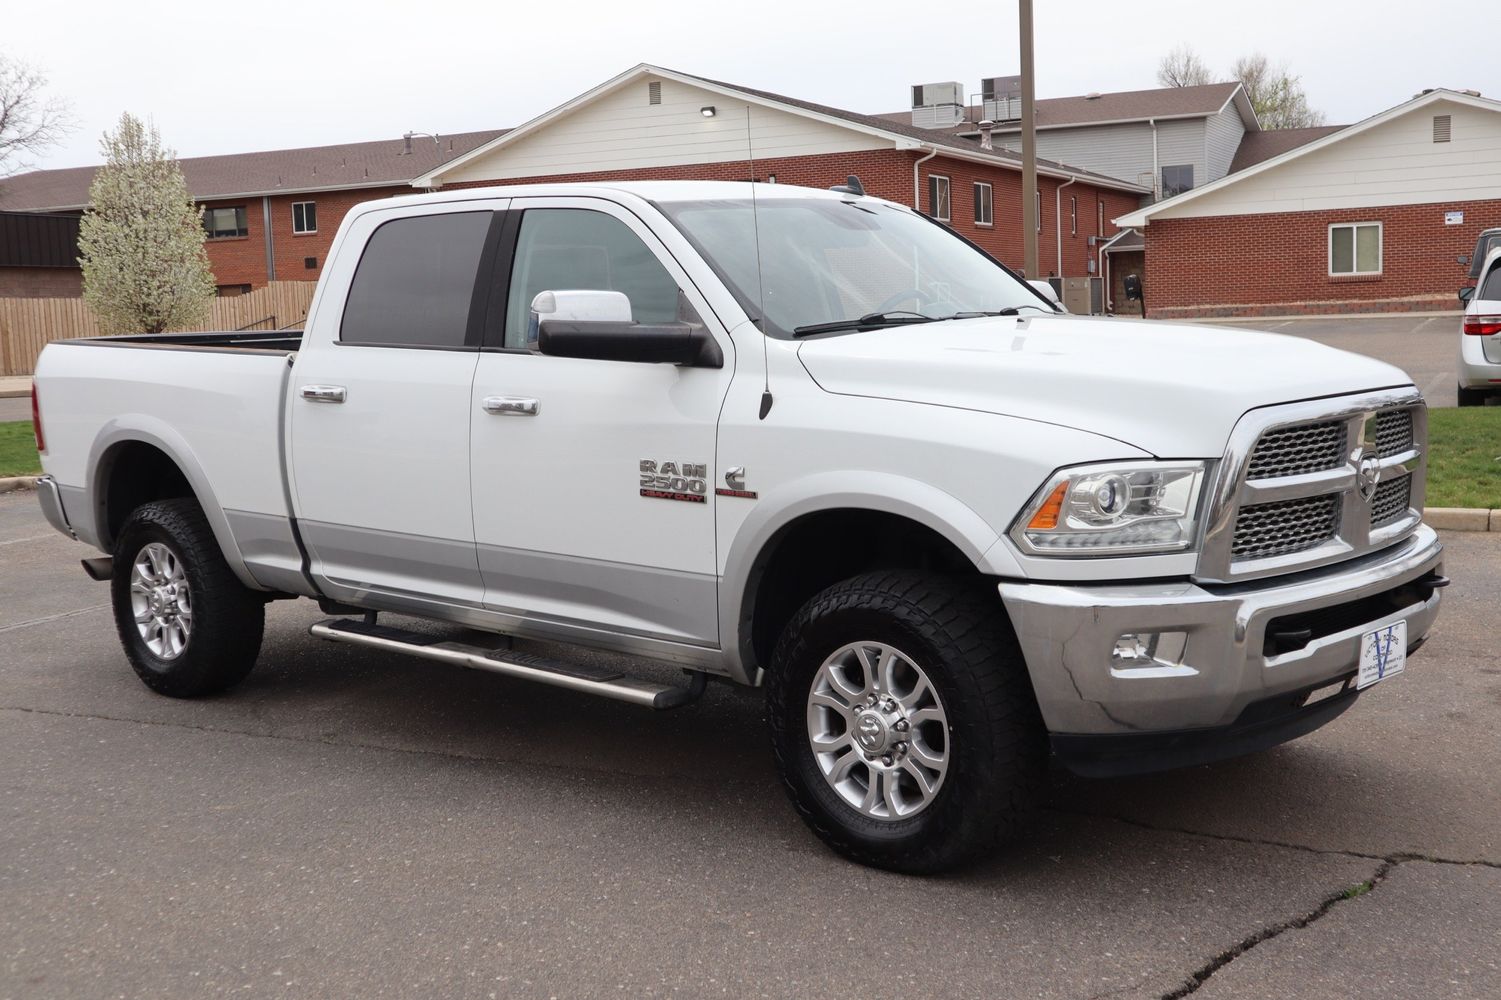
xmin=32 ymin=181 xmax=1446 ymax=873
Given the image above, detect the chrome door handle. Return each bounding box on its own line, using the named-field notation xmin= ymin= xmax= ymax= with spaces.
xmin=300 ymin=384 xmax=346 ymax=403
xmin=482 ymin=395 xmax=539 ymax=416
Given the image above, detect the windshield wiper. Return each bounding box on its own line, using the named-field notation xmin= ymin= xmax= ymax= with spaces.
xmin=945 ymin=304 xmax=1056 ymax=319
xmin=792 ymin=311 xmax=939 ymax=338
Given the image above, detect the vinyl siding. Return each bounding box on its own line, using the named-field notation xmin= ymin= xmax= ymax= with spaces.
xmin=438 ymin=76 xmax=892 ymax=184
xmin=1204 ymin=107 xmax=1246 ymax=182
xmin=996 ymin=118 xmax=1210 ymax=195
xmin=1149 ymin=99 xmax=1501 ymax=219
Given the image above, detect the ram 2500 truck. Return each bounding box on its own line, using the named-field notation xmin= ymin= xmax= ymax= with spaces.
xmin=32 ymin=181 xmax=1445 ymax=873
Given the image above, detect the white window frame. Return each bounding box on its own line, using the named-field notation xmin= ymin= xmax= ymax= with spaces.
xmin=292 ymin=201 xmax=317 ymax=235
xmin=928 ymin=175 xmax=951 ymax=222
xmin=973 ymin=182 xmax=993 ymax=227
xmin=1035 ymin=190 xmax=1042 ymax=232
xmin=1328 ymin=221 xmax=1382 ymax=276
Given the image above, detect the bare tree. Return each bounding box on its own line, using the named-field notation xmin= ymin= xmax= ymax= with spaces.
xmin=79 ymin=114 xmax=216 ymax=334
xmin=1157 ymin=45 xmax=1212 ymax=88
xmin=1233 ymin=53 xmax=1326 ymax=129
xmin=0 ymin=54 xmax=72 ymax=177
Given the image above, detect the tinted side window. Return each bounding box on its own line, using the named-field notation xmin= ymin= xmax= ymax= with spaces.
xmin=1480 ymin=261 xmax=1501 ymax=301
xmin=341 ymin=211 xmax=491 ymax=347
xmin=504 ymin=209 xmax=680 ymax=349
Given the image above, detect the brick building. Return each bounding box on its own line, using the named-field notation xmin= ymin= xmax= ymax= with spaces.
xmin=1115 ymin=89 xmax=1501 ymax=318
xmin=0 ymin=131 xmax=505 ymax=293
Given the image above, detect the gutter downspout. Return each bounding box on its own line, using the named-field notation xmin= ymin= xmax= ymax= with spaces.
xmin=912 ymin=146 xmax=938 ymax=211
xmin=261 ymin=196 xmax=275 ymax=283
xmin=1055 ymin=174 xmax=1077 ymax=278
xmin=1149 ymin=118 xmax=1160 ymax=201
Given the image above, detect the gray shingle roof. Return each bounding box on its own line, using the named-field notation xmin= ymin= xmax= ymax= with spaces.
xmin=875 ymin=81 xmax=1246 ymax=133
xmin=0 ymin=129 xmax=508 ymax=212
xmin=1228 ymin=125 xmax=1347 ymax=172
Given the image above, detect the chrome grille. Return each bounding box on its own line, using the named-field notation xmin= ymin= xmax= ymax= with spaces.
xmin=1375 ymin=409 xmax=1413 ymax=457
xmin=1245 ymin=420 xmax=1345 ymax=480
xmin=1231 ymin=494 xmax=1341 ymax=559
xmin=1199 ymin=391 xmax=1427 ymax=583
xmin=1371 ymin=475 xmax=1412 ymax=528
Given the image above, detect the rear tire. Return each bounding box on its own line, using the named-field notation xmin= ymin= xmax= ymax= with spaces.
xmin=110 ymin=499 xmax=265 ymax=697
xmin=1457 ymin=384 xmax=1488 ymax=407
xmin=766 ymin=572 xmax=1045 ymax=874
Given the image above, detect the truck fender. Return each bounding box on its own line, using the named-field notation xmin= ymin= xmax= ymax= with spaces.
xmin=84 ymin=417 xmax=262 ymax=591
xmin=717 ymin=471 xmax=1023 ymax=684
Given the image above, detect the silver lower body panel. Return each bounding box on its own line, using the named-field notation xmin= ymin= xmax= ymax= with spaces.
xmin=1000 ymin=525 xmax=1444 ymax=735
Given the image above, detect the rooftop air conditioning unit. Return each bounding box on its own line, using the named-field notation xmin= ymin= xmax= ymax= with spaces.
xmin=981 ymin=75 xmax=1022 ymax=123
xmin=911 ymin=81 xmax=965 ymax=128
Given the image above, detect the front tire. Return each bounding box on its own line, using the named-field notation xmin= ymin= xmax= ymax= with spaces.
xmin=110 ymin=499 xmax=265 ymax=697
xmin=766 ymin=572 xmax=1044 ymax=874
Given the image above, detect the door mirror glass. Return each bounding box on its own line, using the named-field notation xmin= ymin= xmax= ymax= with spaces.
xmin=1459 ymin=285 xmax=1475 ymax=304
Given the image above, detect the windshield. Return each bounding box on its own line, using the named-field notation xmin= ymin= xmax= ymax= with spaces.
xmin=656 ymin=196 xmax=1051 ymax=338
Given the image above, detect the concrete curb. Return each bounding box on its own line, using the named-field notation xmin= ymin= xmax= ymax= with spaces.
xmin=1424 ymin=507 xmax=1500 ymax=532
xmin=0 ymin=476 xmax=38 ymax=493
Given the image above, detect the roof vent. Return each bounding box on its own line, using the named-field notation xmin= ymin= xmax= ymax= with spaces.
xmin=1084 ymin=92 xmax=1102 ymax=100
xmin=1433 ymin=114 xmax=1452 ymax=142
xmin=981 ymin=75 xmax=1022 ymax=122
xmin=648 ymin=81 xmax=662 ymax=106
xmin=911 ymin=81 xmax=965 ymax=127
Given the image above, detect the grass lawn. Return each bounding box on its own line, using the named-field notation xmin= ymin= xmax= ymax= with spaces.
xmin=1425 ymin=407 xmax=1501 ymax=510
xmin=0 ymin=420 xmax=41 ymax=478
xmin=1 ymin=409 xmax=1496 ymax=506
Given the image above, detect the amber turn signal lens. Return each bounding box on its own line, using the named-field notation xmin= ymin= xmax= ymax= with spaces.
xmin=1027 ymin=480 xmax=1070 ymax=531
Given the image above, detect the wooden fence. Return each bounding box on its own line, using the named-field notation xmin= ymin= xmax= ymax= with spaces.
xmin=0 ymin=280 xmax=318 ymax=375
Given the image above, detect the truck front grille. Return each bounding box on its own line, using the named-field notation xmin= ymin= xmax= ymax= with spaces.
xmin=1231 ymin=494 xmax=1341 ymax=559
xmin=1198 ymin=392 xmax=1426 ymax=582
xmin=1245 ymin=420 xmax=1345 ymax=480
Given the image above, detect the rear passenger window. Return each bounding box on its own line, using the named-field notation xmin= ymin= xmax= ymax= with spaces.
xmin=1482 ymin=263 xmax=1501 ymax=301
xmin=341 ymin=212 xmax=491 ymax=347
xmin=504 ymin=209 xmax=681 ymax=349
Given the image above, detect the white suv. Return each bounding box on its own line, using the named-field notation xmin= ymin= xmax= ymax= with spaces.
xmin=1459 ymin=246 xmax=1501 ymax=406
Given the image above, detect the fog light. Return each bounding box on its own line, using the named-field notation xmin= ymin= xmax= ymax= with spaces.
xmin=1111 ymin=631 xmax=1189 ymax=669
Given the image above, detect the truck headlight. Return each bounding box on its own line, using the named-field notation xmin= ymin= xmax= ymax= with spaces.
xmin=1010 ymin=461 xmax=1206 ymax=556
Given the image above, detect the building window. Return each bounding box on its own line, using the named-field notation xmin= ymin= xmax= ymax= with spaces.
xmin=973 ymin=182 xmax=993 ymax=226
xmin=203 ymin=206 xmax=248 ymax=239
xmin=927 ymin=175 xmax=950 ymax=222
xmin=1160 ymin=165 xmax=1194 ymax=198
xmin=215 ymin=284 xmax=251 ymax=297
xmin=1070 ymin=196 xmax=1077 ymax=236
xmin=1329 ymin=222 xmax=1382 ymax=276
xmin=292 ymin=201 xmax=317 ymax=234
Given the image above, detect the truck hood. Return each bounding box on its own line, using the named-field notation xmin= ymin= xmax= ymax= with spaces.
xmin=796 ymin=315 xmax=1414 ymax=457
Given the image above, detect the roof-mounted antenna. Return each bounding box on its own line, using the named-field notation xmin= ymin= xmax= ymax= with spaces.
xmin=830 ymin=174 xmax=865 ymax=196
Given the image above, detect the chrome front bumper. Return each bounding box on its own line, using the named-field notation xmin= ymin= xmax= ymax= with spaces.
xmin=999 ymin=524 xmax=1444 ymax=740
xmin=35 ymin=475 xmax=76 ymax=540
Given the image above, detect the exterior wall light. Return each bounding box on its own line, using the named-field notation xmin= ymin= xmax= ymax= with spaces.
xmin=700 ymin=106 xmax=716 ymax=117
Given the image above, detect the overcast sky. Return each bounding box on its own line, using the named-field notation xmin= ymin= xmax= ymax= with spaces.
xmin=5 ymin=0 xmax=1490 ymax=172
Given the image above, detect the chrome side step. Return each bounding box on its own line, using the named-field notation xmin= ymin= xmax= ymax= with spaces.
xmin=308 ymin=618 xmax=707 ymax=710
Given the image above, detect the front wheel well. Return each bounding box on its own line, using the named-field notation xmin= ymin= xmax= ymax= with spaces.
xmin=742 ymin=509 xmax=986 ymax=675
xmin=98 ymin=441 xmax=195 ymax=549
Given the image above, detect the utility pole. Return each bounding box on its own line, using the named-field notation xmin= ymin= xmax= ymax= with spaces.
xmin=1019 ymin=0 xmax=1038 ymax=278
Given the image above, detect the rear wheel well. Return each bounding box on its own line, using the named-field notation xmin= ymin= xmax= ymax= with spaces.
xmin=742 ymin=509 xmax=983 ymax=675
xmin=99 ymin=442 xmax=195 ymax=548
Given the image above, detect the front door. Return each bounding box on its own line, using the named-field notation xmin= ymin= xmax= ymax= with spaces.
xmin=291 ymin=201 xmax=506 ymax=607
xmin=469 ymin=198 xmax=732 ymax=646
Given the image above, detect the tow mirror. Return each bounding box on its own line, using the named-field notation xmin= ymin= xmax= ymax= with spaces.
xmin=1027 ymin=279 xmax=1063 ymax=311
xmin=533 ymin=289 xmax=723 ymax=368
xmin=1459 ymin=286 xmax=1475 ymax=304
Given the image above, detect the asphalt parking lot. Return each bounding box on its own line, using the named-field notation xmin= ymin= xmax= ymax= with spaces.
xmin=1 ymin=489 xmax=1497 ymax=999
xmin=1194 ymin=313 xmax=1465 ymax=408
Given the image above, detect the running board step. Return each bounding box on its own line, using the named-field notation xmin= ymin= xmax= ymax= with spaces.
xmin=309 ymin=618 xmax=707 ymax=710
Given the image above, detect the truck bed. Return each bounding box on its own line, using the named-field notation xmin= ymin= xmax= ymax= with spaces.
xmin=65 ymin=330 xmax=304 ymax=354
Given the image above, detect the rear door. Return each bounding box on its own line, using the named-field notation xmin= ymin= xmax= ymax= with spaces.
xmin=290 ymin=199 xmax=508 ymax=607
xmin=467 ymin=197 xmax=733 ymax=646
xmin=1473 ymin=258 xmax=1501 ymax=364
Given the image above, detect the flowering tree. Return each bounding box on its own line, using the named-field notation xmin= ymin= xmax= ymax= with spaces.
xmin=79 ymin=113 xmax=215 ymax=333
